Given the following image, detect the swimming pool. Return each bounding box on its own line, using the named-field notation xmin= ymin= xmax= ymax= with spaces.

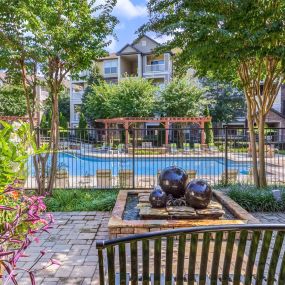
xmin=28 ymin=153 xmax=250 ymax=177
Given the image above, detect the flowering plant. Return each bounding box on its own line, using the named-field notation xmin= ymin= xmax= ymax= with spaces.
xmin=0 ymin=121 xmax=56 ymax=284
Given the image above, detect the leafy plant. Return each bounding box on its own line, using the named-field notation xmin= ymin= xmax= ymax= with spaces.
xmin=0 ymin=122 xmax=55 ymax=284
xmin=45 ymin=189 xmax=119 ymax=212
xmin=0 ymin=85 xmax=27 ymax=116
xmin=227 ymin=185 xmax=285 ymax=212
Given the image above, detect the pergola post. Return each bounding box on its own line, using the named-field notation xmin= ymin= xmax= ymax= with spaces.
xmin=124 ymin=122 xmax=129 ymax=145
xmin=104 ymin=122 xmax=108 ymax=144
xmin=165 ymin=121 xmax=170 ymax=146
xmin=201 ymin=121 xmax=205 ymax=144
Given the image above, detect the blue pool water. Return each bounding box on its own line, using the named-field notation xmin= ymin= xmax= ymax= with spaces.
xmin=28 ymin=153 xmax=250 ymax=177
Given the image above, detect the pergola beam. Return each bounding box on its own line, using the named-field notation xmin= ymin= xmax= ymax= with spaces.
xmin=95 ymin=117 xmax=211 ymax=145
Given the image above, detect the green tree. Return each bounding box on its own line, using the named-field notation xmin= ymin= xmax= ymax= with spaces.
xmin=82 ymin=76 xmax=157 ymax=121
xmin=158 ymin=77 xmax=208 ymax=117
xmin=201 ymin=79 xmax=246 ymax=124
xmin=143 ymin=0 xmax=285 ymax=187
xmin=77 ymin=113 xmax=88 ymax=139
xmin=0 ymin=85 xmax=27 ymax=116
xmin=203 ymin=106 xmax=214 ymax=145
xmin=0 ymin=0 xmax=117 ymax=194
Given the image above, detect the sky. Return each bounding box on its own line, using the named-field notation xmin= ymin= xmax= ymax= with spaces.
xmin=105 ymin=0 xmax=163 ymax=53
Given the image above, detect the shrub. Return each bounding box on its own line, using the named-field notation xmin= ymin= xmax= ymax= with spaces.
xmin=227 ymin=185 xmax=285 ymax=212
xmin=45 ymin=189 xmax=119 ymax=212
xmin=0 ymin=122 xmax=55 ymax=284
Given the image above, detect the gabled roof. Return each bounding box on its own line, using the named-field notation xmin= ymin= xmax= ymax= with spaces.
xmin=116 ymin=44 xmax=141 ymax=55
xmin=270 ymin=108 xmax=285 ymax=119
xmin=132 ymin=34 xmax=160 ymax=46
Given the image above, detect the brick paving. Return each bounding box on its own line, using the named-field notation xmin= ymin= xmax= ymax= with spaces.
xmin=14 ymin=211 xmax=285 ymax=284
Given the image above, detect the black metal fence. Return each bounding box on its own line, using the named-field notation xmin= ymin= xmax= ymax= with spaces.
xmin=25 ymin=127 xmax=285 ymax=189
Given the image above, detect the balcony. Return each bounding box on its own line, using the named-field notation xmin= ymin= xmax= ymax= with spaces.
xmin=145 ymin=64 xmax=165 ymax=73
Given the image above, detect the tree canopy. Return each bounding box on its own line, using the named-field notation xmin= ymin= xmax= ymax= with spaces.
xmin=0 ymin=85 xmax=27 ymax=116
xmin=0 ymin=0 xmax=117 ymax=194
xmin=142 ymin=0 xmax=285 ymax=80
xmin=158 ymin=76 xmax=208 ymax=117
xmin=82 ymin=77 xmax=157 ymax=123
xmin=142 ymin=0 xmax=285 ymax=187
xmin=201 ymin=79 xmax=246 ymax=123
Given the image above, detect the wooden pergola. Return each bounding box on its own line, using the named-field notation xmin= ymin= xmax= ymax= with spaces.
xmin=95 ymin=116 xmax=211 ymax=145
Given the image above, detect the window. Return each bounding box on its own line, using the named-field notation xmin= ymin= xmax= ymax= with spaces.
xmin=141 ymin=40 xmax=146 ymax=46
xmin=104 ymin=60 xmax=117 ymax=74
xmin=151 ymin=60 xmax=164 ymax=65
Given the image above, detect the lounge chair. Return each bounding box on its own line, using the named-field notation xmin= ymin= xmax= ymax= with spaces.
xmin=183 ymin=143 xmax=191 ymax=153
xmin=119 ymin=169 xmax=133 ymax=188
xmin=170 ymin=143 xmax=178 ymax=154
xmin=208 ymin=143 xmax=219 ymax=152
xmin=78 ymin=174 xmax=91 ymax=188
xmin=96 ymin=169 xmax=112 ymax=188
xmin=55 ymin=168 xmax=69 ymax=188
xmin=142 ymin=141 xmax=152 ymax=148
xmin=117 ymin=143 xmax=125 ymax=154
xmin=193 ymin=143 xmax=202 ymax=153
xmin=220 ymin=169 xmax=238 ymax=184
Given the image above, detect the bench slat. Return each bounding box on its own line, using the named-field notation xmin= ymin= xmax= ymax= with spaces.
xmin=233 ymin=230 xmax=248 ymax=285
xmin=255 ymin=230 xmax=273 ymax=284
xmin=177 ymin=234 xmax=186 ymax=285
xmin=107 ymin=246 xmax=115 ymax=285
xmin=142 ymin=240 xmax=150 ymax=285
xmin=188 ymin=233 xmax=198 ymax=285
xmin=165 ymin=236 xmax=174 ymax=285
xmin=154 ymin=238 xmax=162 ymax=285
xmin=222 ymin=231 xmax=236 ymax=285
xmin=211 ymin=231 xmax=224 ymax=285
xmin=119 ymin=243 xmax=127 ymax=285
xmin=98 ymin=247 xmax=105 ymax=285
xmin=244 ymin=231 xmax=261 ymax=285
xmin=267 ymin=231 xmax=285 ymax=285
xmin=200 ymin=232 xmax=211 ymax=285
xmin=131 ymin=241 xmax=138 ymax=285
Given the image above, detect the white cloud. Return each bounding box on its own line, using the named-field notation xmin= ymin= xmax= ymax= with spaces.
xmin=113 ymin=0 xmax=147 ymax=19
xmin=106 ymin=36 xmax=118 ymax=52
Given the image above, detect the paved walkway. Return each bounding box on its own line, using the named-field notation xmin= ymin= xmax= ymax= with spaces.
xmin=16 ymin=212 xmax=285 ymax=285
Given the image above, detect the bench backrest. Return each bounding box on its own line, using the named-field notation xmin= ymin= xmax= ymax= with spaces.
xmin=96 ymin=224 xmax=285 ymax=285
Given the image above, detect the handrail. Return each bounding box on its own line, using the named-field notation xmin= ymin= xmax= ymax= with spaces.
xmin=96 ymin=224 xmax=285 ymax=248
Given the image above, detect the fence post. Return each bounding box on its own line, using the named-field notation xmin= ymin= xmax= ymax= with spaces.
xmin=224 ymin=125 xmax=228 ymax=185
xmin=131 ymin=127 xmax=136 ymax=189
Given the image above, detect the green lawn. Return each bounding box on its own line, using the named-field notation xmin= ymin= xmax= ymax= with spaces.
xmin=45 ymin=189 xmax=119 ymax=212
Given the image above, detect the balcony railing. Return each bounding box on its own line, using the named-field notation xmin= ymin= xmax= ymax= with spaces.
xmin=145 ymin=64 xmax=165 ymax=73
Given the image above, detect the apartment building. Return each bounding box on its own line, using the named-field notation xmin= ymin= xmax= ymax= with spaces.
xmin=70 ymin=35 xmax=173 ymax=128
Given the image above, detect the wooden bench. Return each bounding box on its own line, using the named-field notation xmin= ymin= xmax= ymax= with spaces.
xmin=96 ymin=224 xmax=285 ymax=284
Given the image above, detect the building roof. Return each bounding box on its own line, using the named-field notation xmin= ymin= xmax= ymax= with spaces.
xmin=116 ymin=44 xmax=142 ymax=55
xmin=98 ymin=53 xmax=118 ymax=60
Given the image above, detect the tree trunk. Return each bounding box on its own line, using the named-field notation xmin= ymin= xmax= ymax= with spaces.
xmin=258 ymin=115 xmax=267 ymax=187
xmin=46 ymin=86 xmax=60 ymax=195
xmin=246 ymin=102 xmax=260 ymax=187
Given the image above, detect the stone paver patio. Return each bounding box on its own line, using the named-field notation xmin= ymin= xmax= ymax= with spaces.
xmin=16 ymin=211 xmax=285 ymax=285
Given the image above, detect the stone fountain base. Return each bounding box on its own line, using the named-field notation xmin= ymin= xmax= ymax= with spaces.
xmin=108 ymin=190 xmax=259 ymax=238
xmin=138 ymin=193 xmax=225 ymax=219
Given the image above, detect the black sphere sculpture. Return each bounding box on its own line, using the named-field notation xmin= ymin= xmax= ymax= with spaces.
xmin=185 ymin=179 xmax=212 ymax=209
xmin=159 ymin=166 xmax=188 ymax=198
xmin=149 ymin=185 xmax=167 ymax=208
